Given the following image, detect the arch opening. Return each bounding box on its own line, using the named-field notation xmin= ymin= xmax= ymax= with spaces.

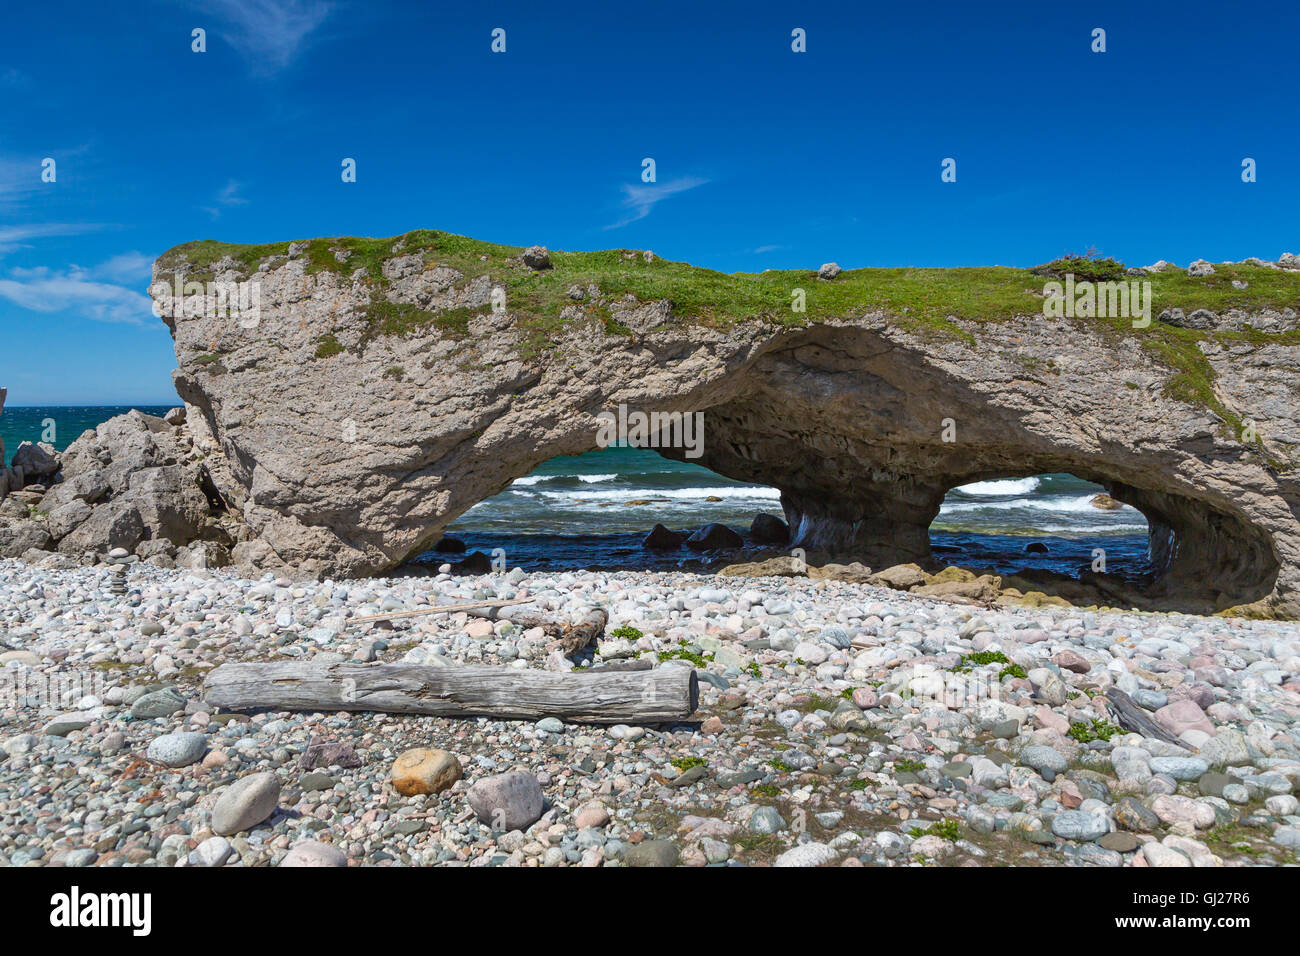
xmin=410 ymin=445 xmax=784 ymax=573
xmin=924 ymin=471 xmax=1279 ymax=614
xmin=929 ymin=473 xmax=1155 ymax=602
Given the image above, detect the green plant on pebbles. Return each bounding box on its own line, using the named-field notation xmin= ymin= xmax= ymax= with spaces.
xmin=657 ymin=644 xmax=712 ymax=667
xmin=998 ymin=663 xmax=1028 ymax=680
xmin=920 ymin=819 xmax=962 ymax=841
xmin=895 ymin=759 xmax=925 ymax=773
xmin=961 ymin=650 xmax=1010 ymax=667
xmin=670 ymin=756 xmax=706 ymax=772
xmin=609 ymin=624 xmax=643 ymax=641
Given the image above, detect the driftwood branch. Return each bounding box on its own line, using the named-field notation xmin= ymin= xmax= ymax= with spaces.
xmin=349 ymin=600 xmax=606 ymax=656
xmin=202 ymin=660 xmax=697 ymax=724
xmin=498 ymin=606 xmax=608 ymax=655
xmin=1104 ymin=688 xmax=1193 ymax=751
xmin=349 ymin=596 xmax=535 ymax=625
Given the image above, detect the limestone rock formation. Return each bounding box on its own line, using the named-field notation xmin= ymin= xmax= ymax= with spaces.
xmin=11 ymin=231 xmax=1300 ymax=616
xmin=129 ymin=232 xmax=1300 ymax=616
xmin=0 ymin=408 xmax=232 ymax=565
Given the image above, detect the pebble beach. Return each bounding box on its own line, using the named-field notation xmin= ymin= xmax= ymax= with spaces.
xmin=2 ymin=556 xmax=1298 ymax=868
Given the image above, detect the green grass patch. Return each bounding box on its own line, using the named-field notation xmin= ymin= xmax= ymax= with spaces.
xmin=1067 ymin=718 xmax=1123 ymax=743
xmin=920 ymin=819 xmax=963 ymax=841
xmin=961 ymin=651 xmax=1010 ymax=666
xmin=313 ymin=334 xmax=345 ymax=359
xmin=657 ymin=644 xmax=713 ymax=667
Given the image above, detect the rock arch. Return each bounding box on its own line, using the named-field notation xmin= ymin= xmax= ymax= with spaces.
xmin=149 ymin=237 xmax=1300 ymax=618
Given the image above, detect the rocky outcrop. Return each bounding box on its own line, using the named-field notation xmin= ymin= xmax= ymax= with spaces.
xmin=0 ymin=408 xmax=234 ymax=567
xmin=57 ymin=232 xmax=1295 ymax=618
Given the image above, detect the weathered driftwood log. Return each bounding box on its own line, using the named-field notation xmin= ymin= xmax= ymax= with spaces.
xmin=203 ymin=660 xmax=697 ymax=723
xmin=1105 ymin=688 xmax=1193 ymax=750
xmin=496 ymin=606 xmax=608 ymax=655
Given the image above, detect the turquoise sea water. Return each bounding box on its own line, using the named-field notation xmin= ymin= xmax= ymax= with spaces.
xmin=1 ymin=405 xmax=174 ymax=456
xmin=2 ymin=406 xmax=1153 ymax=579
xmin=441 ymin=446 xmax=1153 ymax=578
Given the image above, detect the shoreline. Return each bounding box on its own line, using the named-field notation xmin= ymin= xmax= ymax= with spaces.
xmin=1 ymin=556 xmax=1297 ymax=867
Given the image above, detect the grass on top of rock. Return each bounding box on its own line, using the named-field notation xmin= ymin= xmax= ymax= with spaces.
xmin=155 ymin=230 xmax=1300 ymax=441
xmin=157 ymin=230 xmax=1300 ymax=332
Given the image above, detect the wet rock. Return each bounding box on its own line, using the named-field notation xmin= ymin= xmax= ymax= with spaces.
xmin=685 ymin=523 xmax=744 ymax=551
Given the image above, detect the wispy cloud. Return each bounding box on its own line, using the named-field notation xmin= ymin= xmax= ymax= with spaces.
xmin=0 ymin=223 xmax=108 ymax=256
xmin=605 ymin=176 xmax=709 ymax=230
xmin=0 ymin=146 xmax=94 ymax=205
xmin=753 ymin=244 xmax=785 ymax=254
xmin=202 ymin=179 xmax=249 ymax=219
xmin=210 ymin=0 xmax=337 ymax=73
xmin=0 ymin=254 xmax=157 ymax=326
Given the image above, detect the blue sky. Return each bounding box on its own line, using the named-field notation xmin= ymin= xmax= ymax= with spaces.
xmin=1 ymin=0 xmax=1297 ymax=404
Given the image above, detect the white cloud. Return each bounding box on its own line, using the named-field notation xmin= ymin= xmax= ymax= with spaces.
xmin=0 ymin=255 xmax=158 ymax=326
xmin=211 ymin=0 xmax=337 ymax=72
xmin=88 ymin=252 xmax=155 ymax=283
xmin=605 ymin=176 xmax=709 ymax=230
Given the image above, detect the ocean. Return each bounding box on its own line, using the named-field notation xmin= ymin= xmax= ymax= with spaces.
xmin=2 ymin=406 xmax=1153 ymax=580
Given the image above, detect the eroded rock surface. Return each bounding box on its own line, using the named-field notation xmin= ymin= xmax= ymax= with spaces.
xmin=7 ymin=234 xmax=1300 ymax=617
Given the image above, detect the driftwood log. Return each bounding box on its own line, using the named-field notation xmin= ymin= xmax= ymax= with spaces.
xmin=1104 ymin=688 xmax=1193 ymax=751
xmin=203 ymin=660 xmax=697 ymax=723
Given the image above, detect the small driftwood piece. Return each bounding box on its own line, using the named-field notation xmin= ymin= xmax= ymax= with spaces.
xmin=203 ymin=660 xmax=698 ymax=724
xmin=1104 ymin=688 xmax=1193 ymax=751
xmin=349 ymin=596 xmax=535 ymax=625
xmin=496 ymin=606 xmax=608 ymax=655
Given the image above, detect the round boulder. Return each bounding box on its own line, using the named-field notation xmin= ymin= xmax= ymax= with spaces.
xmin=211 ymin=771 xmax=281 ymax=836
xmin=391 ymin=747 xmax=462 ymax=796
xmin=685 ymin=523 xmax=744 ymax=551
xmin=521 ymin=245 xmax=552 ymax=270
xmin=281 ymin=839 xmax=348 ymax=867
xmin=642 ymin=524 xmax=686 ymax=550
xmin=146 ymin=731 xmax=207 ymax=768
xmin=466 ymin=771 xmax=545 ymax=831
